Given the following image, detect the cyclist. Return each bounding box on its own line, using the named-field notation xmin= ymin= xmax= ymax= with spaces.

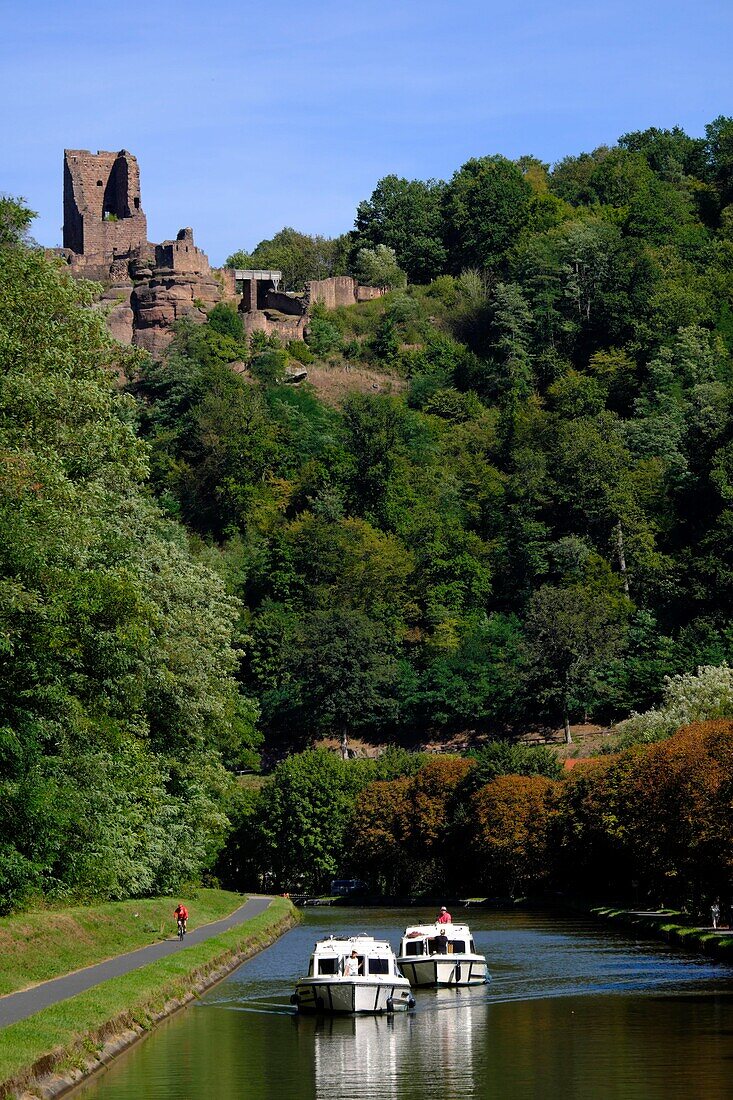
xmin=174 ymin=903 xmax=189 ymax=937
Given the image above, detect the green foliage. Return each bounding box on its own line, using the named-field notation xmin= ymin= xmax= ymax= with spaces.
xmin=353 ymin=244 xmax=407 ymax=289
xmin=287 ymin=339 xmax=315 ymax=364
xmin=613 ymin=664 xmax=733 ymax=748
xmin=246 ymin=750 xmax=379 ymax=890
xmin=443 ymin=155 xmax=532 ymax=271
xmin=465 ymin=740 xmax=563 ymax=788
xmin=207 ymin=302 xmax=245 ymax=341
xmin=523 ymin=585 xmax=629 ymax=738
xmin=10 ymin=111 xmax=733 ymax=911
xmin=250 ymin=349 xmax=289 ymax=384
xmin=0 ymin=205 xmax=260 ymax=909
xmin=306 ymin=301 xmax=343 ymax=356
xmin=0 ymin=196 xmax=37 ymax=248
xmin=227 ymin=228 xmax=350 ymax=291
xmin=354 ymin=175 xmax=447 ymax=283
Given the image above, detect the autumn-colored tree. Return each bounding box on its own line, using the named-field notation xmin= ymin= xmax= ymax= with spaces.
xmin=471 ymin=775 xmax=559 ymax=897
xmin=408 ymin=757 xmax=474 ymax=849
xmin=350 ymin=777 xmax=413 ymax=894
xmin=554 ymin=755 xmax=634 ymax=899
xmin=350 ymin=757 xmax=473 ymax=894
xmin=613 ymin=720 xmax=733 ymax=908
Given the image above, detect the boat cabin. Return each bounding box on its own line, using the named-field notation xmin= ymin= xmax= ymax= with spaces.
xmin=399 ymin=924 xmax=477 ymax=957
xmin=307 ymin=934 xmax=403 ymax=978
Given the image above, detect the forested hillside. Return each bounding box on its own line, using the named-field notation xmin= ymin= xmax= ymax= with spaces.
xmin=144 ymin=119 xmax=733 ymax=748
xmin=2 ymin=116 xmax=733 ymax=909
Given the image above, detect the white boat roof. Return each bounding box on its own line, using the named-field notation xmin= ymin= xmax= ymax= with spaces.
xmin=401 ymin=923 xmax=473 ymax=938
xmin=311 ymin=934 xmax=395 ymax=957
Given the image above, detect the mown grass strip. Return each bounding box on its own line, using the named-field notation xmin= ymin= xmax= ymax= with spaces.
xmin=590 ymin=905 xmax=733 ymax=960
xmin=0 ymin=897 xmax=298 ymax=1091
xmin=0 ymin=889 xmax=247 ymax=997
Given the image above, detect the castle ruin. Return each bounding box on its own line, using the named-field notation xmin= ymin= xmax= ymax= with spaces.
xmin=58 ymin=148 xmax=383 ymax=358
xmin=63 ymin=149 xmax=149 ymax=279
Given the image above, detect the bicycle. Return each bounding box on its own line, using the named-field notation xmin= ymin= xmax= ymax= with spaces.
xmin=177 ymin=917 xmax=187 ymax=941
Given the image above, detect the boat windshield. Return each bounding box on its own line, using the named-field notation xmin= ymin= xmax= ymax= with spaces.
xmin=428 ymin=936 xmax=467 ymax=954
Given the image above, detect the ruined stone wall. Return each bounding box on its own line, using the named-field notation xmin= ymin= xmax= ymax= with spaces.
xmin=305 ymin=276 xmax=359 ymax=310
xmin=155 ymin=228 xmax=211 ymax=275
xmin=243 ymin=310 xmax=305 ymax=342
xmin=241 ymin=279 xmax=257 ymax=312
xmin=63 ymin=149 xmax=147 ymax=262
xmin=264 ymin=289 xmax=305 ymax=316
xmin=214 ymin=268 xmax=239 ymax=303
xmin=356 ymin=285 xmax=385 ymax=302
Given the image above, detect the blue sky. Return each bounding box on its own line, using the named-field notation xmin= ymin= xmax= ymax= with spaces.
xmin=1 ymin=0 xmax=731 ymax=265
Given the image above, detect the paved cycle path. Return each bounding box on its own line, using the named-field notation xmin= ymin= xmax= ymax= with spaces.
xmin=0 ymin=895 xmax=272 ymax=1028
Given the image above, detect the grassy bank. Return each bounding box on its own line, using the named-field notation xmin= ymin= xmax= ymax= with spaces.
xmin=0 ymin=896 xmax=297 ymax=1096
xmin=591 ymin=905 xmax=733 ymax=961
xmin=0 ymin=888 xmax=247 ymax=996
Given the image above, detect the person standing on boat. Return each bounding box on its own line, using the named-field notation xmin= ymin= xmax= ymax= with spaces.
xmin=344 ymin=950 xmax=360 ymax=976
xmin=434 ymin=928 xmax=448 ymax=954
xmin=437 ymin=906 xmax=452 ymax=924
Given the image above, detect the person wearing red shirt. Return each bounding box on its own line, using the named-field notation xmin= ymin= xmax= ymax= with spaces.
xmin=174 ymin=903 xmax=188 ymax=935
xmin=436 ymin=906 xmax=452 ymax=924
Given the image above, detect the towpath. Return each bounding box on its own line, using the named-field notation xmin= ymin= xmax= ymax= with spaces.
xmin=0 ymin=895 xmax=272 ymax=1027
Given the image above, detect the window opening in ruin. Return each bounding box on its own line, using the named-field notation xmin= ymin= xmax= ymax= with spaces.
xmin=102 ymin=157 xmax=131 ymax=222
xmin=97 ymin=180 xmax=103 ymax=187
xmin=134 ymin=198 xmax=140 ymax=209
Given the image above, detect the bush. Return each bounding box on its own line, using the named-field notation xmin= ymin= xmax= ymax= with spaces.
xmin=615 ymin=664 xmax=733 ymax=747
xmin=306 ymin=302 xmax=343 ymax=357
xmin=208 ymin=303 xmax=245 ymax=341
xmin=250 ymin=349 xmax=289 ymax=384
xmin=287 ymin=339 xmax=315 ymax=365
xmin=353 ymin=245 xmax=407 ymax=289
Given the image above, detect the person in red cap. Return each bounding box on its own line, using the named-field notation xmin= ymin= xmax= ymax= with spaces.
xmin=436 ymin=906 xmax=452 ymax=924
xmin=174 ymin=903 xmax=188 ymax=936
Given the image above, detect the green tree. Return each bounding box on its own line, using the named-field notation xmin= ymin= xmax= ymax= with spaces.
xmin=354 ymin=175 xmax=447 ymax=283
xmin=0 ymin=203 xmax=258 ymax=906
xmin=444 ymin=156 xmax=531 ymax=271
xmin=294 ymin=609 xmax=401 ymax=740
xmin=705 ymin=116 xmax=733 ymax=208
xmin=353 ymin=245 xmax=407 ymax=289
xmin=230 ymin=228 xmax=349 ymax=291
xmin=255 ymin=750 xmax=377 ymax=891
xmin=523 ymin=585 xmax=627 ymax=742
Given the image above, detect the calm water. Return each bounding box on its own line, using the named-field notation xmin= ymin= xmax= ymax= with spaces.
xmin=77 ymin=908 xmax=733 ymax=1099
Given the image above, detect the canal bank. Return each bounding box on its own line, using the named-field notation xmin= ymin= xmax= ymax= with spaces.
xmin=0 ymin=896 xmax=298 ymax=1100
xmin=588 ymin=904 xmax=733 ymax=962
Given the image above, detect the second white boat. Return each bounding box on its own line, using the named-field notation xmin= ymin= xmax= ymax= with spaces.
xmin=396 ymin=922 xmax=488 ymax=987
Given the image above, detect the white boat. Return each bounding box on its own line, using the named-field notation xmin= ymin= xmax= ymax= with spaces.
xmin=396 ymin=922 xmax=488 ymax=987
xmin=291 ymin=934 xmax=415 ymax=1014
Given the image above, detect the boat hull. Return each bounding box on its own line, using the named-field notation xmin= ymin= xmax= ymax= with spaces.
xmin=293 ymin=977 xmax=414 ymax=1014
xmin=396 ymin=955 xmax=488 ymax=987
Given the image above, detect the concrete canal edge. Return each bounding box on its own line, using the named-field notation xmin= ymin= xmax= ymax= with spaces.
xmin=0 ymin=899 xmax=300 ymax=1100
xmin=588 ymin=904 xmax=733 ymax=963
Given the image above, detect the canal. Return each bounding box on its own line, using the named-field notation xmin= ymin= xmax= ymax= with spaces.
xmin=77 ymin=907 xmax=733 ymax=1099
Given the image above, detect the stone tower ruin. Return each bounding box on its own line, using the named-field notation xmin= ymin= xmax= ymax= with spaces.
xmin=63 ymin=149 xmax=149 ymax=277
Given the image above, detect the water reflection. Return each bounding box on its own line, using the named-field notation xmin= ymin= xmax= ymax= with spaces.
xmin=305 ymin=992 xmax=479 ymax=1100
xmin=309 ymin=1014 xmax=404 ymax=1100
